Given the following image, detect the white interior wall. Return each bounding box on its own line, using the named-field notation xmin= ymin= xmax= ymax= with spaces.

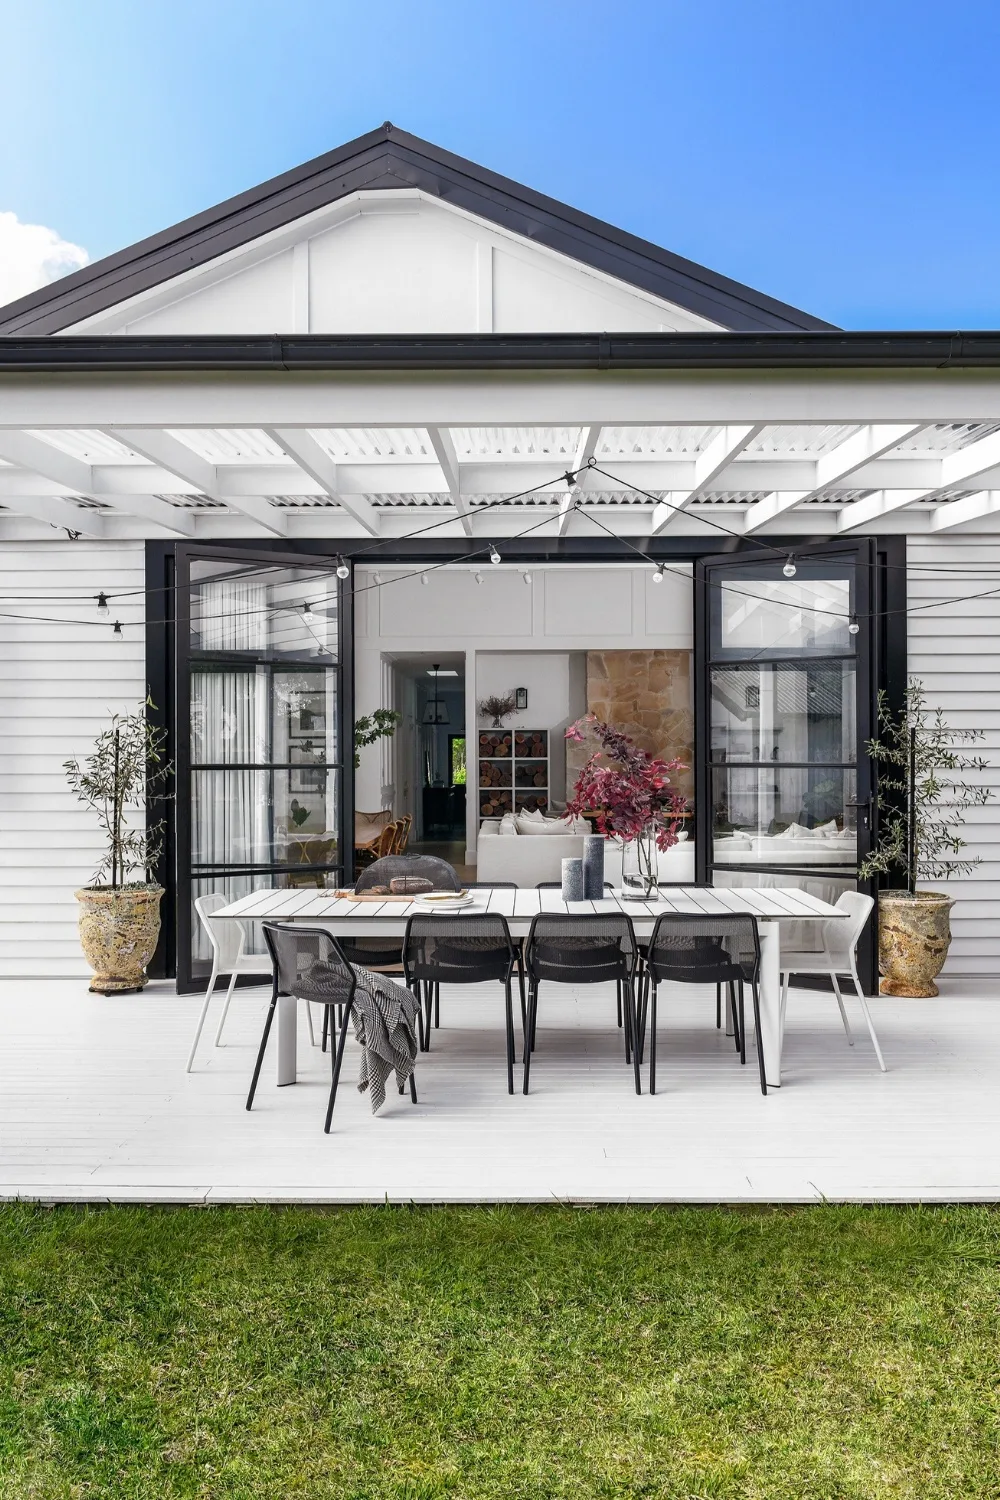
xmin=907 ymin=535 xmax=1000 ymax=975
xmin=354 ymin=564 xmax=693 ymax=859
xmin=475 ymin=652 xmax=586 ymax=805
xmin=0 ymin=542 xmax=146 ymax=977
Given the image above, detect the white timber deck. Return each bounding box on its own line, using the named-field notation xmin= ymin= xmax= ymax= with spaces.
xmin=2 ymin=974 xmax=999 ymax=1203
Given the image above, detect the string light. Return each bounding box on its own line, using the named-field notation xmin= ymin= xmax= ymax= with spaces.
xmin=652 ymin=567 xmax=664 ymax=584
xmin=562 ymin=469 xmax=577 ymax=487
xmin=489 ymin=544 xmax=501 ymax=566
xmin=849 ymin=615 xmax=860 ymax=635
xmin=782 ymin=556 xmax=797 ymax=578
xmin=302 ymin=603 xmax=316 ymax=625
xmin=96 ymin=592 xmax=109 ymax=615
xmin=335 ymin=556 xmax=350 ymax=580
xmin=112 ymin=620 xmax=123 ymax=635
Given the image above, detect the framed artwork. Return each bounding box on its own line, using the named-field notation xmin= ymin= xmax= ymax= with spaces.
xmin=515 ymin=687 xmax=528 ymax=710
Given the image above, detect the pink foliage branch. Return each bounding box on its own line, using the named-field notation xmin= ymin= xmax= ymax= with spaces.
xmin=565 ymin=715 xmax=688 ymax=850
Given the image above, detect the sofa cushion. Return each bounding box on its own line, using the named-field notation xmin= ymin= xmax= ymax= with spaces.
xmin=515 ymin=812 xmax=589 ymax=836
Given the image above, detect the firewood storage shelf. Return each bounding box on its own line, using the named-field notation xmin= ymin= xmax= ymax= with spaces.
xmin=479 ymin=729 xmax=549 ymax=818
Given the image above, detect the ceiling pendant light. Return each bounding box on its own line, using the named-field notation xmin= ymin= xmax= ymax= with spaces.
xmin=782 ymin=556 xmax=797 ymax=578
xmin=335 ymin=556 xmax=350 ymax=580
xmin=422 ymin=663 xmax=450 ymax=726
xmin=96 ymin=591 xmax=109 ymax=615
xmin=489 ymin=545 xmax=501 ymax=566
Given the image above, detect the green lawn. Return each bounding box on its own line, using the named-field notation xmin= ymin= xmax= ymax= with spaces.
xmin=1 ymin=1205 xmax=998 ymax=1498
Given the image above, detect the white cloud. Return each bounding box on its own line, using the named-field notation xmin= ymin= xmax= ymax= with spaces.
xmin=0 ymin=210 xmax=89 ymax=307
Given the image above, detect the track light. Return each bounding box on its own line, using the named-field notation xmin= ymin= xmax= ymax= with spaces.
xmin=302 ymin=603 xmax=316 ymax=625
xmin=96 ymin=591 xmax=109 ymax=615
xmin=782 ymin=556 xmax=797 ymax=578
xmin=652 ymin=567 xmax=664 ymax=584
xmin=421 ymin=572 xmax=430 ymax=585
xmin=522 ymin=571 xmax=532 ymax=584
xmin=489 ymin=545 xmax=501 ymax=566
xmin=335 ymin=556 xmax=350 ymax=580
xmin=373 ymin=572 xmax=382 ymax=586
xmin=474 ymin=571 xmax=483 ymax=585
xmin=848 ymin=615 xmax=860 ymax=635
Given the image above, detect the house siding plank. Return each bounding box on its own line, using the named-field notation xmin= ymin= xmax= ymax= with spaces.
xmin=907 ymin=535 xmax=1000 ymax=972
xmin=0 ymin=542 xmax=146 ymax=978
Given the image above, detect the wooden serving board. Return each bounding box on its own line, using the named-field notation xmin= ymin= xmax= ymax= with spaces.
xmin=329 ymin=889 xmax=471 ymax=902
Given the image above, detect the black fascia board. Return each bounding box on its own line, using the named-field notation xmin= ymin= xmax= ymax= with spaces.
xmin=2 ymin=329 xmax=1000 ymax=372
xmin=0 ymin=124 xmax=836 ymax=336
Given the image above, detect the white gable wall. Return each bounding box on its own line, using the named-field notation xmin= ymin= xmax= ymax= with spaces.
xmin=64 ymin=191 xmax=722 ymax=337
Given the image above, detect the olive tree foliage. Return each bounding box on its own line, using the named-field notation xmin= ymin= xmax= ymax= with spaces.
xmin=859 ymin=682 xmax=992 ymax=892
xmin=64 ymin=700 xmax=172 ymax=889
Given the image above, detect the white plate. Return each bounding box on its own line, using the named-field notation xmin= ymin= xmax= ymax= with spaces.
xmin=413 ymin=892 xmax=476 ymax=909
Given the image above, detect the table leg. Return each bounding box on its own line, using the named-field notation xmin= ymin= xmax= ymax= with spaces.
xmin=757 ymin=920 xmax=782 ymax=1088
xmin=276 ymin=994 xmax=297 ymax=1086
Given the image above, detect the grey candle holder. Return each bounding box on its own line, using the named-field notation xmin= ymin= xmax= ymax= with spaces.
xmin=582 ymin=834 xmax=605 ymax=899
xmin=561 ymin=857 xmax=584 ymax=903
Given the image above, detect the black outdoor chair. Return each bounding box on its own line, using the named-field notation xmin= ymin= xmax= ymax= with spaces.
xmin=247 ymin=923 xmax=417 ymax=1132
xmin=335 ymin=855 xmax=464 ymax=983
xmin=534 ymin=883 xmax=623 ymax=1027
xmin=522 ymin=913 xmax=641 ymax=1096
xmin=640 ymin=913 xmax=767 ymax=1096
xmin=403 ymin=913 xmax=522 ymax=1092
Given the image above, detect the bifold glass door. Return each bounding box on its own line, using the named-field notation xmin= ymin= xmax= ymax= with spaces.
xmin=176 ymin=549 xmax=349 ymax=988
xmin=695 ymin=543 xmax=875 ymax=979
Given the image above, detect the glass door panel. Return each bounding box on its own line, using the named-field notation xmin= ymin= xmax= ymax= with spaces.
xmin=696 ymin=544 xmax=874 ymax=965
xmin=177 ymin=550 xmax=348 ymax=989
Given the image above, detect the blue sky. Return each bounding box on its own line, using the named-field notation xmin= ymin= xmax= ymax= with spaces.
xmin=1 ymin=0 xmax=999 ymax=327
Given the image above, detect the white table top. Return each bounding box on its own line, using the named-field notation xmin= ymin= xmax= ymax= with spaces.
xmin=215 ymin=884 xmax=845 ymax=928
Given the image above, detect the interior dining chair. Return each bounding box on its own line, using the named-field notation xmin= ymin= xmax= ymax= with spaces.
xmin=335 ymin=855 xmax=464 ymax=1015
xmin=779 ymin=890 xmax=886 ymax=1070
xmin=522 ymin=912 xmax=642 ymax=1095
xmin=187 ymin=893 xmax=315 ymax=1071
xmin=640 ymin=912 xmax=767 ymax=1096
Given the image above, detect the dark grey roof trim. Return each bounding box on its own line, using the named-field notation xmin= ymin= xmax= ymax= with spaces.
xmin=0 ymin=330 xmax=997 ymax=373
xmin=0 ymin=124 xmax=836 ymax=336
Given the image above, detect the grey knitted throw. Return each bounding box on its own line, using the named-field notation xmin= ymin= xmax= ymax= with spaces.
xmin=350 ymin=967 xmax=420 ymax=1114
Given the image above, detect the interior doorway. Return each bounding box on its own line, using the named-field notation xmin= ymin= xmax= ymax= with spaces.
xmin=387 ymin=653 xmax=470 ymax=877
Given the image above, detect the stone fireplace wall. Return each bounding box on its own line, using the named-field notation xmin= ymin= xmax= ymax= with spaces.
xmin=565 ymin=650 xmax=694 ymax=806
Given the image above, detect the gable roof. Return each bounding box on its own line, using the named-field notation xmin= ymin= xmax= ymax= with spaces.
xmin=0 ymin=123 xmax=837 ymax=336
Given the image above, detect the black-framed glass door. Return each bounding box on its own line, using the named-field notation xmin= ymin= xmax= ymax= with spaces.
xmin=174 ymin=547 xmax=350 ymax=991
xmin=695 ymin=540 xmax=877 ymax=989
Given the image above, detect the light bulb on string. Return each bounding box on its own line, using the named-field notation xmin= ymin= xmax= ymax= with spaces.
xmin=848 ymin=615 xmax=860 ymax=636
xmin=489 ymin=545 xmax=501 ymax=566
xmin=652 ymin=567 xmax=664 ymax=584
xmin=302 ymin=603 xmax=316 ymax=625
xmin=335 ymin=556 xmax=350 ymax=580
xmin=782 ymin=556 xmax=797 ymax=578
xmin=96 ymin=592 xmax=109 ymax=615
xmin=112 ymin=620 xmax=123 ymax=636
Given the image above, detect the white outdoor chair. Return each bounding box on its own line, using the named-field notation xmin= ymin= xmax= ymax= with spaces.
xmin=779 ymin=890 xmax=886 ymax=1071
xmin=186 ymin=893 xmax=315 ymax=1071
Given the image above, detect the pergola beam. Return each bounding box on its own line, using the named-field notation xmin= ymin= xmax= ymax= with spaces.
xmin=264 ymin=428 xmax=379 ymax=535
xmin=838 ymin=489 xmax=928 ymax=532
xmin=650 ymin=424 xmax=760 ymax=533
xmin=426 ymin=426 xmax=470 ymax=537
xmin=930 ymin=490 xmax=1000 ymax=531
xmin=4 ymin=495 xmax=106 ymax=536
xmin=743 ymin=423 xmax=925 ymax=533
xmin=105 ymin=427 xmax=287 ymax=536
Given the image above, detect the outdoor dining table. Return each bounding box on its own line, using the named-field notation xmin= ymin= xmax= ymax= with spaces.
xmin=213 ymin=884 xmax=847 ymax=1090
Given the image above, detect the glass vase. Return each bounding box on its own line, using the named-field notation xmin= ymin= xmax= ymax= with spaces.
xmin=621 ymin=826 xmax=659 ymax=900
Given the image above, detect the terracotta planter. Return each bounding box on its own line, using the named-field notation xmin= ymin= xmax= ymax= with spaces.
xmin=878 ymin=889 xmax=954 ymax=997
xmin=75 ymin=885 xmax=163 ymax=994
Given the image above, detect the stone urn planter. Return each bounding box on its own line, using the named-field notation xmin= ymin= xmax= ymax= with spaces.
xmin=878 ymin=889 xmax=955 ymax=997
xmin=75 ymin=885 xmax=163 ymax=994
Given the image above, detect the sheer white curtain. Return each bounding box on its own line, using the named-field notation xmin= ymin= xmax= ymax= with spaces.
xmin=195 ymin=577 xmax=270 ymax=653
xmin=191 ymin=669 xmax=269 ymax=866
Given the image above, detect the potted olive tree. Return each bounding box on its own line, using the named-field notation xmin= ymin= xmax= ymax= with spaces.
xmin=860 ymin=682 xmax=992 ymax=996
xmin=65 ymin=702 xmax=171 ymax=994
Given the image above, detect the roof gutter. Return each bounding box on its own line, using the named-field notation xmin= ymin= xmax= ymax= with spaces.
xmin=1 ymin=331 xmax=999 ymax=373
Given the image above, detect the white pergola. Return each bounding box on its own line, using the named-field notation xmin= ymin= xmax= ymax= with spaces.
xmin=2 ymin=361 xmax=1000 ymax=542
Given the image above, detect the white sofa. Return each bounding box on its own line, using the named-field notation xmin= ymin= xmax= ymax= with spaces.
xmin=476 ymin=819 xmax=696 ymax=888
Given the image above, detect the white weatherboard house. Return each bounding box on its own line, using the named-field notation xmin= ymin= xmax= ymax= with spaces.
xmin=1 ymin=122 xmax=998 ymax=1003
